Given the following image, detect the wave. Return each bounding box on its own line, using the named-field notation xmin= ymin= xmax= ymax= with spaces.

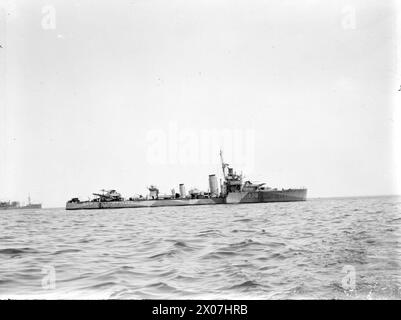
xmin=220 ymin=239 xmax=264 ymax=251
xmin=266 ymin=241 xmax=286 ymax=248
xmin=231 ymin=229 xmax=256 ymax=233
xmin=148 ymin=250 xmax=177 ymax=259
xmin=78 ymin=281 xmax=118 ymax=291
xmin=0 ymin=248 xmax=37 ymax=255
xmin=53 ymin=249 xmax=81 ymax=255
xmin=268 ymin=252 xmax=287 ymax=260
xmin=144 ymin=281 xmax=178 ymax=292
xmin=233 ymin=218 xmax=253 ymax=223
xmin=173 ymin=241 xmax=188 ymax=247
xmin=197 ymin=229 xmax=224 ymax=237
xmin=213 ymin=250 xmax=236 ymax=256
xmin=228 ymin=280 xmax=261 ymax=290
xmin=1 ymin=196 xmax=399 ymax=299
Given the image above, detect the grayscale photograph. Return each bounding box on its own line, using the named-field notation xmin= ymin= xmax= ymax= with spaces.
xmin=0 ymin=0 xmax=400 ymax=301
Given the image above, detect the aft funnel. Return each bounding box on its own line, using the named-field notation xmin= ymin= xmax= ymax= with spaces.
xmin=179 ymin=184 xmax=186 ymax=198
xmin=208 ymin=174 xmax=218 ymax=197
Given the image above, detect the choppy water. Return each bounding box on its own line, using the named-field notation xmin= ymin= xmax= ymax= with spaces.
xmin=0 ymin=196 xmax=400 ymax=299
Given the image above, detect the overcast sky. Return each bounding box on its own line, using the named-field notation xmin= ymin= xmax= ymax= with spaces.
xmin=0 ymin=0 xmax=400 ymax=207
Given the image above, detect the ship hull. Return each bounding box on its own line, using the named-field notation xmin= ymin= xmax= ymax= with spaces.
xmin=66 ymin=188 xmax=307 ymax=210
xmin=225 ymin=189 xmax=307 ymax=204
xmin=19 ymin=204 xmax=42 ymax=209
xmin=0 ymin=204 xmax=42 ymax=210
xmin=66 ymin=198 xmax=225 ymax=210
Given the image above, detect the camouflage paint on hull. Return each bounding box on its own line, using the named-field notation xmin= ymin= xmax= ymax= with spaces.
xmin=225 ymin=189 xmax=307 ymax=203
xmin=65 ymin=188 xmax=307 ymax=210
xmin=0 ymin=204 xmax=42 ymax=210
xmin=66 ymin=197 xmax=225 ymax=210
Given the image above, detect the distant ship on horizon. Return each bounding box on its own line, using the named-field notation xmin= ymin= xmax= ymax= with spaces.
xmin=0 ymin=195 xmax=42 ymax=210
xmin=66 ymin=150 xmax=307 ymax=210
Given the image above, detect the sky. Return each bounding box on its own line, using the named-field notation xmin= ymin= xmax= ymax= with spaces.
xmin=0 ymin=0 xmax=400 ymax=207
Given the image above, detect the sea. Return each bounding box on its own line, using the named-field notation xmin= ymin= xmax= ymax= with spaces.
xmin=0 ymin=196 xmax=400 ymax=299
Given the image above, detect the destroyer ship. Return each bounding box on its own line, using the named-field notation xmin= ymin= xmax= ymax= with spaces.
xmin=66 ymin=151 xmax=307 ymax=210
xmin=0 ymin=196 xmax=42 ymax=210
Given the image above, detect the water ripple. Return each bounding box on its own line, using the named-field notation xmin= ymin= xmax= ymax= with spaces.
xmin=0 ymin=196 xmax=400 ymax=299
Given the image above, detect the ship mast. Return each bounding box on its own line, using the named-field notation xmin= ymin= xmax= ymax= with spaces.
xmin=219 ymin=149 xmax=228 ymax=179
